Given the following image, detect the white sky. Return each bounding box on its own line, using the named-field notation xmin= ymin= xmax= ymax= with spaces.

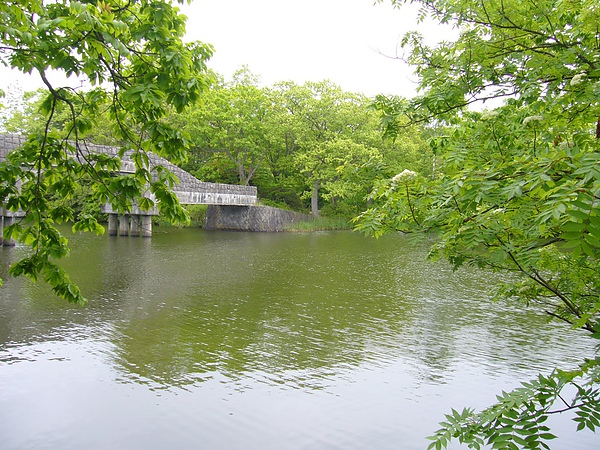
xmin=180 ymin=0 xmax=442 ymax=97
xmin=0 ymin=0 xmax=452 ymax=99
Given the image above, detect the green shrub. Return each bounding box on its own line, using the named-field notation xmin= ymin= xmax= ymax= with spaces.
xmin=185 ymin=204 xmax=207 ymax=227
xmin=257 ymin=185 xmax=306 ymax=212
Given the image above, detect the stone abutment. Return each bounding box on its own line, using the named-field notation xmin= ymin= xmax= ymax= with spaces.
xmin=204 ymin=205 xmax=313 ymax=232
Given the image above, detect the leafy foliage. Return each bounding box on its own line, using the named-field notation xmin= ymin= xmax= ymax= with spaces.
xmin=178 ymin=67 xmax=276 ymax=186
xmin=427 ymin=359 xmax=600 ymax=449
xmin=167 ymin=75 xmax=430 ymax=216
xmin=270 ymin=80 xmax=428 ymax=216
xmin=359 ymin=0 xmax=600 ymax=446
xmin=0 ymin=0 xmax=213 ymax=303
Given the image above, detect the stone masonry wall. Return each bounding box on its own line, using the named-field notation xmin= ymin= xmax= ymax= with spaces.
xmin=204 ymin=205 xmax=313 ymax=232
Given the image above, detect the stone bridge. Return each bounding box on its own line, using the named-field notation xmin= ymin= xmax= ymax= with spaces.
xmin=0 ymin=134 xmax=257 ymax=241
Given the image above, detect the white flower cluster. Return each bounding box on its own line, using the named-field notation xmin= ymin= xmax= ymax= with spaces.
xmin=481 ymin=110 xmax=499 ymax=120
xmin=523 ymin=115 xmax=543 ymax=125
xmin=570 ymin=73 xmax=586 ymax=87
xmin=392 ymin=169 xmax=418 ymax=183
xmin=559 ymin=140 xmax=571 ymax=150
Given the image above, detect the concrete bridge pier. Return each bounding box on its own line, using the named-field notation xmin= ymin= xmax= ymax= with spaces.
xmin=1 ymin=216 xmax=13 ymax=246
xmin=118 ymin=215 xmax=130 ymax=236
xmin=106 ymin=212 xmax=155 ymax=238
xmin=1 ymin=209 xmax=26 ymax=246
xmin=141 ymin=215 xmax=152 ymax=238
xmin=103 ymin=201 xmax=158 ymax=238
xmin=128 ymin=214 xmax=151 ymax=237
xmin=107 ymin=214 xmax=118 ymax=236
xmin=129 ymin=215 xmax=140 ymax=237
xmin=1 ymin=177 xmax=25 ymax=246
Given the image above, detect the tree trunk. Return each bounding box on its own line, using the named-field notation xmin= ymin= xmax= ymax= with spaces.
xmin=311 ymin=179 xmax=320 ymax=216
xmin=237 ymin=164 xmax=246 ymax=185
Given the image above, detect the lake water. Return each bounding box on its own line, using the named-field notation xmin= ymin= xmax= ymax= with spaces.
xmin=0 ymin=228 xmax=597 ymax=449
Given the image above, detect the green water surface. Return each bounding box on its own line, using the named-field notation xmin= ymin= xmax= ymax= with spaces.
xmin=0 ymin=229 xmax=597 ymax=449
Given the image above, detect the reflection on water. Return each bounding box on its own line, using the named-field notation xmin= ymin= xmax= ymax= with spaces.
xmin=0 ymin=229 xmax=597 ymax=449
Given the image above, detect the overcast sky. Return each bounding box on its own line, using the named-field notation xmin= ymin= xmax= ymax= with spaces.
xmin=1 ymin=0 xmax=451 ymax=99
xmin=180 ymin=0 xmax=443 ymax=97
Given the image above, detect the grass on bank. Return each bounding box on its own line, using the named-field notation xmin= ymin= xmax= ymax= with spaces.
xmin=286 ymin=215 xmax=352 ymax=231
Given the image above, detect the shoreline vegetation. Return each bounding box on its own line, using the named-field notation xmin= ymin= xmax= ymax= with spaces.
xmin=284 ymin=216 xmax=352 ymax=231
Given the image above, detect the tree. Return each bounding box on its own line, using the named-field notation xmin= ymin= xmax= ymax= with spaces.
xmin=0 ymin=82 xmax=26 ymax=131
xmin=174 ymin=75 xmax=429 ymax=216
xmin=2 ymin=87 xmax=122 ymax=146
xmin=274 ymin=80 xmax=390 ymax=216
xmin=0 ymin=0 xmax=214 ymax=303
xmin=356 ymin=0 xmax=600 ymax=447
xmin=294 ymin=137 xmax=384 ymax=216
xmin=180 ymin=67 xmax=277 ymax=186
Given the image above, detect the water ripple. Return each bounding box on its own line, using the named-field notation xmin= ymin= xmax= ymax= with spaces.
xmin=1 ymin=230 xmax=597 ymax=449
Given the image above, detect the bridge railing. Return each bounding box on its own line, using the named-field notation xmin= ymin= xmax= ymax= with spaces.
xmin=0 ymin=134 xmax=257 ymax=204
xmin=0 ymin=134 xmax=258 ymax=239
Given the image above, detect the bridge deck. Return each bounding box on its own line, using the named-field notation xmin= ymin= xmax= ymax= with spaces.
xmin=0 ymin=134 xmax=257 ymax=206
